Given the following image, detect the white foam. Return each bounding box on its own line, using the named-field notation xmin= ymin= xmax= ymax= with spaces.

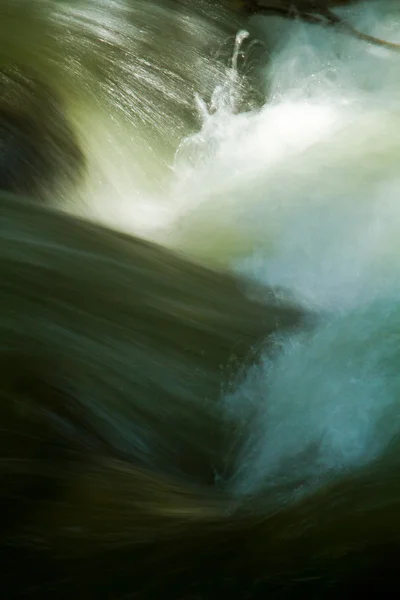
xmin=167 ymin=2 xmax=400 ymax=314
xmin=187 ymin=1 xmax=400 ymax=496
xmin=225 ymin=301 xmax=400 ymax=496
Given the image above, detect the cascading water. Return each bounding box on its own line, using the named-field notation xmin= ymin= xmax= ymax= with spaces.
xmin=5 ymin=0 xmax=400 ymax=502
xmin=50 ymin=0 xmax=400 ymax=500
xmin=66 ymin=0 xmax=400 ymax=499
xmin=178 ymin=1 xmax=400 ymax=498
xmin=6 ymin=3 xmax=400 ymax=596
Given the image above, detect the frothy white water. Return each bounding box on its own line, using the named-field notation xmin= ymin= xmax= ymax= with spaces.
xmin=206 ymin=1 xmax=400 ymax=497
xmin=168 ymin=3 xmax=400 ymax=311
xmin=135 ymin=1 xmax=400 ymax=497
xmin=225 ymin=302 xmax=400 ymax=496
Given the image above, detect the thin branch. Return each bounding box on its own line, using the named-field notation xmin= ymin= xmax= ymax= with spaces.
xmin=244 ymin=1 xmax=400 ymax=53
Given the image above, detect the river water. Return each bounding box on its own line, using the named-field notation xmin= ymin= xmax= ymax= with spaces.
xmin=7 ymin=0 xmax=400 ymax=500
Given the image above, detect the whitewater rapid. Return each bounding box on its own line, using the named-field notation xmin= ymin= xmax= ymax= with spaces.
xmin=58 ymin=1 xmax=400 ymax=498
xmin=170 ymin=1 xmax=400 ymax=497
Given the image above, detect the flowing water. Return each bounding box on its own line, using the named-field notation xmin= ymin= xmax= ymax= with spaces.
xmin=5 ymin=0 xmax=400 ymax=503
